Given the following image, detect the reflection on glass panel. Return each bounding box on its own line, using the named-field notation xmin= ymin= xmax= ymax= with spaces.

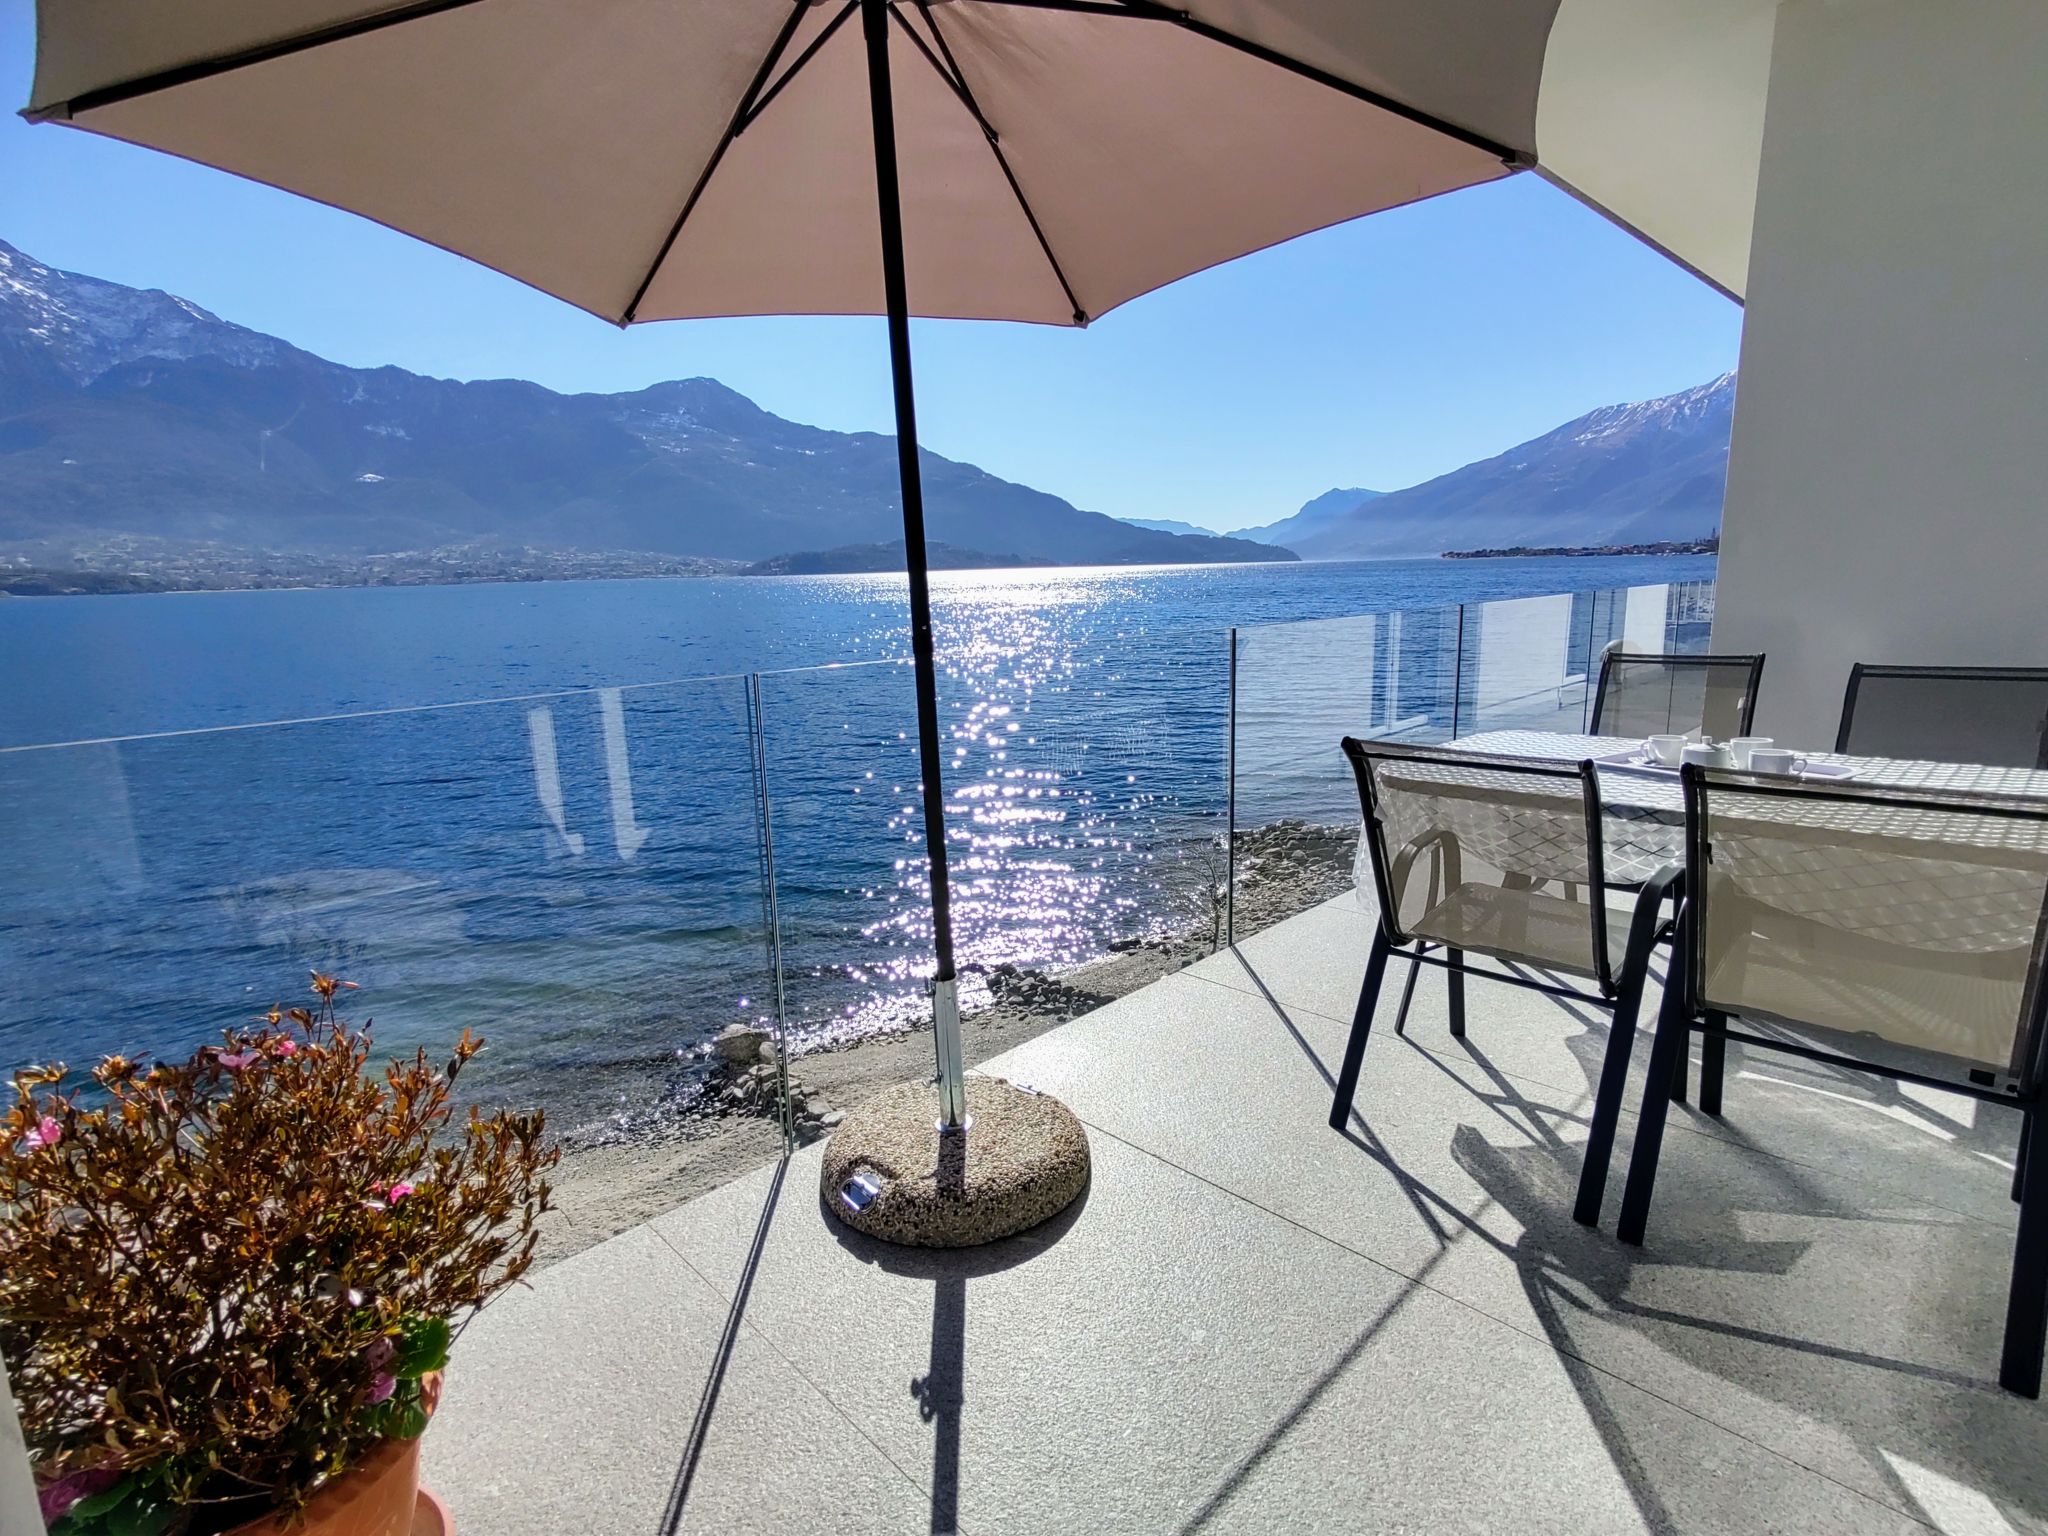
xmin=1621 ymin=581 xmax=1674 ymax=653
xmin=0 ymin=679 xmax=769 ymax=1154
xmin=1460 ymin=593 xmax=1590 ymax=736
xmin=1229 ymin=608 xmax=1462 ymax=942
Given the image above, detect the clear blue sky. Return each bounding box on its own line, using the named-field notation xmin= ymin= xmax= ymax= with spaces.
xmin=0 ymin=1 xmax=1740 ymax=534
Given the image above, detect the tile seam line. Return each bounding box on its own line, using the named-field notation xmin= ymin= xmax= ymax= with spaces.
xmin=643 ymin=1214 xmax=975 ymax=1535
xmin=1067 ymin=1114 xmax=1941 ymax=1533
xmin=1175 ymin=963 xmax=2018 ymax=1234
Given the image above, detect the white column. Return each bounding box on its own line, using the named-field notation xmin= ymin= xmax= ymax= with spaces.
xmin=1712 ymin=0 xmax=2048 ymax=743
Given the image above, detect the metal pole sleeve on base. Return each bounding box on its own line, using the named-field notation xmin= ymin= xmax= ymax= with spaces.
xmin=863 ymin=0 xmax=964 ymax=1127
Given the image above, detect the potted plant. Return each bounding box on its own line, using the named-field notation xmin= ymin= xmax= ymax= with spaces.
xmin=2 ymin=974 xmax=555 ymax=1535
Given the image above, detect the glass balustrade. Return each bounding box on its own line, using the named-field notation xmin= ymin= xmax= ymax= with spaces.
xmin=0 ymin=574 xmax=1716 ymax=1219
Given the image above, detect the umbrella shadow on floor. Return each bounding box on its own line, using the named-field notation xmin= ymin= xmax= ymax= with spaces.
xmin=829 ymin=1182 xmax=1092 ymax=1534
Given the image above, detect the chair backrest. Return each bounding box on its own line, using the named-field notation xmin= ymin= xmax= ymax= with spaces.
xmin=1680 ymin=765 xmax=2048 ymax=1089
xmin=1835 ymin=664 xmax=2048 ymax=768
xmin=1591 ymin=651 xmax=1764 ymax=742
xmin=1341 ymin=738 xmax=1614 ymax=989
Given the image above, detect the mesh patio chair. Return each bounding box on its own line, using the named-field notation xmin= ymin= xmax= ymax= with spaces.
xmin=1591 ymin=650 xmax=1765 ymax=742
xmin=1836 ymin=664 xmax=2048 ymax=768
xmin=1616 ymin=765 xmax=2048 ymax=1395
xmin=1334 ymin=738 xmax=1683 ymax=1226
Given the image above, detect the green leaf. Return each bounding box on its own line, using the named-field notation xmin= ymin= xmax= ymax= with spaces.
xmin=392 ymin=1315 xmax=449 ymax=1377
xmin=52 ymin=1475 xmax=179 ymax=1536
xmin=65 ymin=1479 xmax=137 ymax=1519
xmin=363 ymin=1384 xmax=431 ymax=1443
xmin=99 ymin=1486 xmax=178 ymax=1536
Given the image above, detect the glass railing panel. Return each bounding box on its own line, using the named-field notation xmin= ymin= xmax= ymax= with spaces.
xmin=1455 ymin=590 xmax=1598 ymax=739
xmin=0 ymin=675 xmax=781 ymax=1256
xmin=1227 ymin=605 xmax=1460 ymax=941
xmin=1224 ymin=578 xmax=1719 ymax=942
xmin=755 ymin=627 xmax=1229 ymax=1116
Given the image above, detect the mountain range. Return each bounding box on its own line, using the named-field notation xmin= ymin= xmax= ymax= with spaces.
xmin=0 ymin=238 xmax=1286 ymax=571
xmin=0 ymin=236 xmax=1733 ymax=578
xmin=1251 ymin=378 xmax=1733 ymax=559
xmin=1231 ymin=487 xmax=1387 ymax=550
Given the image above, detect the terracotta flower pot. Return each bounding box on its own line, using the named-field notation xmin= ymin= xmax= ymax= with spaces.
xmin=225 ymin=1375 xmax=448 ymax=1536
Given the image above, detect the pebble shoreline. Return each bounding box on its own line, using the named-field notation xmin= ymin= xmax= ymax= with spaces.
xmin=533 ymin=819 xmax=1359 ymax=1268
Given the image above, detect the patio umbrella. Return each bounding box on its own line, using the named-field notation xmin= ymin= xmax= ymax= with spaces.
xmin=24 ymin=0 xmax=1754 ymax=1141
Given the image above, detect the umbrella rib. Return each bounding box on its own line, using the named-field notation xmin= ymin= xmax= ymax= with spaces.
xmin=620 ymin=0 xmax=824 ymax=325
xmin=737 ymin=0 xmax=863 ymax=135
xmin=903 ymin=2 xmax=1089 ymax=326
xmin=966 ymin=0 xmax=1527 ymax=167
xmin=22 ymin=0 xmax=500 ymax=121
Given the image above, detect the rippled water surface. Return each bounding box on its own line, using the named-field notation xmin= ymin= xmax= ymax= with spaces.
xmin=0 ymin=555 xmax=1711 ymax=1132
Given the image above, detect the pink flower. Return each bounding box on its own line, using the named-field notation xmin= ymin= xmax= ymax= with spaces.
xmin=384 ymin=1182 xmax=416 ymax=1206
xmin=38 ymin=1466 xmax=119 ymax=1523
xmin=214 ymin=1048 xmax=260 ymax=1072
xmin=17 ymin=1116 xmax=62 ymax=1152
xmin=365 ymin=1337 xmax=395 ymax=1372
xmin=365 ymin=1371 xmax=397 ymax=1405
xmin=273 ymin=1040 xmax=299 ymax=1058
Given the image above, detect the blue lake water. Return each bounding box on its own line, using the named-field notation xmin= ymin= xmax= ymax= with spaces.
xmin=0 ymin=554 xmax=1712 ymax=1137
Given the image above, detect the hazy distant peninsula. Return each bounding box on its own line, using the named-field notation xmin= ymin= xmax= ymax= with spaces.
xmin=742 ymin=541 xmax=1036 ymax=576
xmin=1443 ymin=536 xmax=1719 ymax=560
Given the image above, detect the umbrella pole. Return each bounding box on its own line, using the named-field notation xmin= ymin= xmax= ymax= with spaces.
xmin=862 ymin=0 xmax=965 ymax=1131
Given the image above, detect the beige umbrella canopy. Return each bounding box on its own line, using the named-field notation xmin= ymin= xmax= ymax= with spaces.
xmin=25 ymin=0 xmax=1553 ymax=326
xmin=25 ymin=0 xmax=1758 ymax=1137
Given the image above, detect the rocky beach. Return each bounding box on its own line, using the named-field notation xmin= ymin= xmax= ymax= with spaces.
xmin=533 ymin=819 xmax=1360 ymax=1266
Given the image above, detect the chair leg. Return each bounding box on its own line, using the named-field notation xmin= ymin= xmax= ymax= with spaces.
xmin=1573 ymin=873 xmax=1679 ymax=1228
xmin=1392 ymin=953 xmax=1421 ymax=1035
xmin=1445 ymin=948 xmax=1466 ymax=1038
xmin=2017 ymin=1116 xmax=2032 ymax=1205
xmin=1619 ymin=927 xmax=1697 ymax=1246
xmin=1699 ymin=1011 xmax=1728 ymax=1119
xmin=1329 ymin=927 xmax=1394 ymax=1131
xmin=1573 ymin=973 xmax=1644 ymax=1228
xmin=2001 ymin=1109 xmax=2048 ymax=1396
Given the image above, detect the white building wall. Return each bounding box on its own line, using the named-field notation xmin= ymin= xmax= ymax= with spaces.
xmin=1712 ymin=0 xmax=2048 ymax=744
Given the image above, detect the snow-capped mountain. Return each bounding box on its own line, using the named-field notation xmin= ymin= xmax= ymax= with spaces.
xmin=1284 ymin=375 xmax=1734 ymax=560
xmin=0 ymin=238 xmax=1289 ymax=567
xmin=0 ymin=239 xmax=288 ymax=385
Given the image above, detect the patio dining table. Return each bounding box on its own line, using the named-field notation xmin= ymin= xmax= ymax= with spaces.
xmin=1436 ymin=728 xmax=2048 ymax=884
xmin=1351 ymin=729 xmax=2048 ymax=897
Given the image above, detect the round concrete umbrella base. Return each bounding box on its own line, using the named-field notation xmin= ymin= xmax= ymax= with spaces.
xmin=820 ymin=1077 xmax=1089 ymax=1248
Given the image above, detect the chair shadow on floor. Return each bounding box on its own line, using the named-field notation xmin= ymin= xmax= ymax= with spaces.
xmin=1222 ymin=940 xmax=2048 ymax=1533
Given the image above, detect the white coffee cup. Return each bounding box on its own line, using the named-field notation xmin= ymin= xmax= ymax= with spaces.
xmin=1682 ymin=742 xmax=1736 ymax=770
xmin=1728 ymin=736 xmax=1774 ymax=769
xmin=1748 ymin=747 xmax=1806 ymax=776
xmin=1644 ymin=734 xmax=1688 ymax=766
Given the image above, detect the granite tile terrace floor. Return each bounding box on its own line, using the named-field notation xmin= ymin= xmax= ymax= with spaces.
xmin=427 ymin=893 xmax=2046 ymax=1534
